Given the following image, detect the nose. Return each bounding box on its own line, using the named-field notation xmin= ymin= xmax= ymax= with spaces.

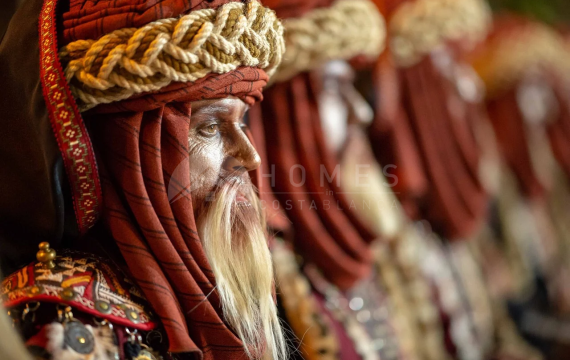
xmin=223 ymin=128 xmax=261 ymax=174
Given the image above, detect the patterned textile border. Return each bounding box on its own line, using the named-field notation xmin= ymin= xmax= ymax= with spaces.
xmin=2 ymin=254 xmax=157 ymax=331
xmin=2 ymin=290 xmax=156 ymax=331
xmin=39 ymin=0 xmax=102 ymax=234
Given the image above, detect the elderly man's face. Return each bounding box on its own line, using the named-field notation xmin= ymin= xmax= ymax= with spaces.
xmin=187 ymin=98 xmax=284 ymax=360
xmin=188 ymin=97 xmax=261 ymax=214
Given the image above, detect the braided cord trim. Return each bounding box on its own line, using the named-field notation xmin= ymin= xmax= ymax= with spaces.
xmin=271 ymin=0 xmax=386 ymax=83
xmin=61 ymin=0 xmax=285 ymax=110
xmin=473 ymin=24 xmax=570 ymax=97
xmin=390 ymin=0 xmax=492 ymax=67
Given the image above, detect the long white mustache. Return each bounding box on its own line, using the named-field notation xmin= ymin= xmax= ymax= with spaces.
xmin=197 ymin=178 xmax=287 ymax=360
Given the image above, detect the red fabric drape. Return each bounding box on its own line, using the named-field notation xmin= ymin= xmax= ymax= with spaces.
xmin=367 ymin=55 xmax=428 ymax=218
xmin=248 ymin=105 xmax=291 ymax=233
xmin=251 ymin=0 xmax=336 ymax=234
xmin=486 ymin=89 xmax=546 ymax=200
xmin=86 ymin=68 xmax=268 ymax=359
xmin=248 ymin=0 xmax=377 ymax=287
xmin=547 ymin=82 xmax=570 ymax=181
xmin=368 ymin=54 xmax=489 ymax=240
xmin=253 ymin=73 xmax=377 ymax=290
xmin=475 ymin=16 xmax=569 ymax=199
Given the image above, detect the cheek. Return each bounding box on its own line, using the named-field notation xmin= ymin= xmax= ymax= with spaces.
xmin=188 ymin=136 xmax=225 ymax=206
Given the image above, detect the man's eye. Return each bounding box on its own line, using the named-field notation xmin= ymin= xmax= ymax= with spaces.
xmin=200 ymin=124 xmax=219 ymax=137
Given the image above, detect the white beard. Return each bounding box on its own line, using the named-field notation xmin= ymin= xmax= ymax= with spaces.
xmin=197 ymin=178 xmax=287 ymax=360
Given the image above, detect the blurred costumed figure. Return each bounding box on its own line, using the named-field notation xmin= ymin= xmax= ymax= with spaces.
xmin=249 ymin=1 xmax=402 ymax=359
xmin=361 ymin=1 xmax=543 ymax=360
xmin=470 ymin=15 xmax=570 ymax=360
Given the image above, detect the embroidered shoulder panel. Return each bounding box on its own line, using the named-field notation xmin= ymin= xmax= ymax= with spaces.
xmin=1 ymin=252 xmax=157 ymax=331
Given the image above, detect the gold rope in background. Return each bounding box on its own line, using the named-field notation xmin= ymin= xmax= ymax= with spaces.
xmin=390 ymin=0 xmax=492 ymax=67
xmin=271 ymin=0 xmax=386 ymax=83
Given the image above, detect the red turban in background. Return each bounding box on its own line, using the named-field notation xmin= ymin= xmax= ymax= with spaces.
xmin=478 ymin=16 xmax=570 ymax=199
xmin=251 ymin=0 xmax=337 ymax=233
xmin=369 ymin=55 xmax=489 ymax=240
xmin=250 ymin=1 xmax=378 ymax=291
xmin=367 ymin=0 xmax=489 ymax=240
xmin=61 ymin=0 xmax=272 ymax=358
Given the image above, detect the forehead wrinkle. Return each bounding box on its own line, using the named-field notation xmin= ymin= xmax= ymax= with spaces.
xmin=198 ymin=105 xmax=232 ymax=116
xmin=198 ymin=104 xmax=247 ymax=124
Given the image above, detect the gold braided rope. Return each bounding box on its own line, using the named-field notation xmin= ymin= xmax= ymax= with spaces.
xmin=390 ymin=0 xmax=492 ymax=67
xmin=60 ymin=0 xmax=285 ymax=110
xmin=472 ymin=23 xmax=570 ymax=97
xmin=271 ymin=0 xmax=386 ymax=84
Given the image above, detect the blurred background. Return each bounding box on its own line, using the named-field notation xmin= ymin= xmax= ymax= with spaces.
xmin=1 ymin=0 xmax=570 ymax=37
xmin=488 ymin=0 xmax=570 ymax=26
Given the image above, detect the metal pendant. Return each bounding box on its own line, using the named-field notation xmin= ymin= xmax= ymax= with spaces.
xmin=64 ymin=321 xmax=95 ymax=354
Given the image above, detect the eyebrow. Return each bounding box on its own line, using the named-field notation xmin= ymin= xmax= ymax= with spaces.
xmin=197 ymin=105 xmax=231 ymax=116
xmin=195 ymin=103 xmax=249 ymax=123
